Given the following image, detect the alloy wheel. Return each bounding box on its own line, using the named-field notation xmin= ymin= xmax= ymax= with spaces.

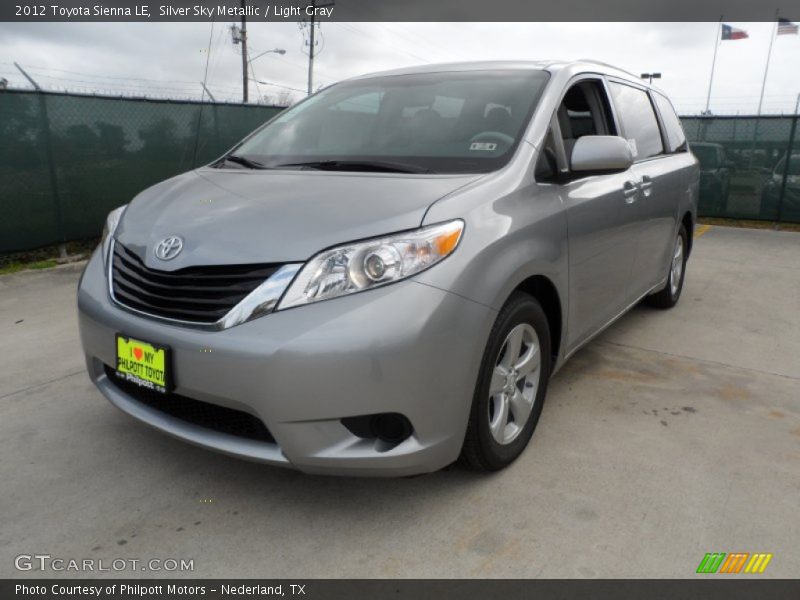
xmin=670 ymin=233 xmax=685 ymax=297
xmin=488 ymin=323 xmax=541 ymax=445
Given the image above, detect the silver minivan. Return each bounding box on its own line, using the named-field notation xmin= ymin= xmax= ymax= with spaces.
xmin=78 ymin=60 xmax=698 ymax=476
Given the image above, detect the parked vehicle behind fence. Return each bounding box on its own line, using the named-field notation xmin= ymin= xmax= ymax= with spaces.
xmin=761 ymin=153 xmax=800 ymax=219
xmin=78 ymin=60 xmax=698 ymax=476
xmin=691 ymin=142 xmax=732 ymax=213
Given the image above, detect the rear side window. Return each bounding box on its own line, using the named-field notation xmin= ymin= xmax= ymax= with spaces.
xmin=653 ymin=92 xmax=687 ymax=153
xmin=609 ymin=82 xmax=664 ymax=160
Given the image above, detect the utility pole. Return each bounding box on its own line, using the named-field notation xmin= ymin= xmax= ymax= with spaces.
xmin=304 ymin=0 xmax=334 ymax=95
xmin=240 ymin=0 xmax=248 ymax=103
xmin=306 ymin=1 xmax=316 ymax=96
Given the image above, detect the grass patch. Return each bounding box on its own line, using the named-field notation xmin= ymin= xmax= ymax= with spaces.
xmin=0 ymin=259 xmax=59 ymax=275
xmin=0 ymin=237 xmax=98 ymax=275
xmin=0 ymin=237 xmax=99 ymax=270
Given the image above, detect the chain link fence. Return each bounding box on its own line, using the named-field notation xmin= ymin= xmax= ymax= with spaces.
xmin=683 ymin=115 xmax=800 ymax=224
xmin=0 ymin=90 xmax=283 ymax=253
xmin=2 ymin=91 xmax=799 ymax=254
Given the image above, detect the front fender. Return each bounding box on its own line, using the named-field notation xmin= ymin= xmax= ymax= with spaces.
xmin=415 ymin=180 xmax=569 ymax=357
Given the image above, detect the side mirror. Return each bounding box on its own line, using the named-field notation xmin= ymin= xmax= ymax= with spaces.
xmin=571 ymin=136 xmax=634 ymax=172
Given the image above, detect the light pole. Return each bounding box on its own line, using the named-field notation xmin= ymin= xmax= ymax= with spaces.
xmin=248 ymin=48 xmax=286 ymax=63
xmin=640 ymin=72 xmax=662 ymax=85
xmin=248 ymin=48 xmax=287 ymax=104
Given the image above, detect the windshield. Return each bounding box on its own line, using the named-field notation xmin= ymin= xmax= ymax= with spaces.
xmin=230 ymin=70 xmax=550 ymax=174
xmin=692 ymin=145 xmax=720 ymax=169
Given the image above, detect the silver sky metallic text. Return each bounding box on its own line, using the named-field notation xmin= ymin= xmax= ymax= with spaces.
xmin=159 ymin=5 xmax=335 ymax=19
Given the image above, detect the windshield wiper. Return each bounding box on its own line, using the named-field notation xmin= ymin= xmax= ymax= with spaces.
xmin=217 ymin=154 xmax=268 ymax=170
xmin=274 ymin=160 xmax=434 ymax=174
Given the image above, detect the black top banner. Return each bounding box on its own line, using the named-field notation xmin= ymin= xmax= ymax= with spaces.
xmin=3 ymin=0 xmax=800 ymax=22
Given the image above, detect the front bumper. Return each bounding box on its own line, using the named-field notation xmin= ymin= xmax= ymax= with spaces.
xmin=77 ymin=248 xmax=496 ymax=476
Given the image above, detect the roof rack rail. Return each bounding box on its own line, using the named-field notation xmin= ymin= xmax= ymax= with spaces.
xmin=575 ymin=59 xmax=642 ymax=82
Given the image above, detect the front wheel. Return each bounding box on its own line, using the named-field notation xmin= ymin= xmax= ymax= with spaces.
xmin=460 ymin=293 xmax=551 ymax=471
xmin=645 ymin=224 xmax=688 ymax=309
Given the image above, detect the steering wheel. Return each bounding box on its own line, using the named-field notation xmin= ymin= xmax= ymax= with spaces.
xmin=469 ymin=131 xmax=515 ymax=147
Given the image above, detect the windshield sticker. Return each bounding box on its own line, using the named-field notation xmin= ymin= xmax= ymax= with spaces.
xmin=627 ymin=139 xmax=639 ymax=158
xmin=470 ymin=142 xmax=498 ymax=152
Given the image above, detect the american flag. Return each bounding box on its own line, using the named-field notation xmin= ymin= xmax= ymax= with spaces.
xmin=777 ymin=18 xmax=799 ymax=36
xmin=721 ymin=24 xmax=749 ymax=40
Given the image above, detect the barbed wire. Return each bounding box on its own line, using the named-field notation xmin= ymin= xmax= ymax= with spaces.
xmin=2 ymin=62 xmax=799 ymax=115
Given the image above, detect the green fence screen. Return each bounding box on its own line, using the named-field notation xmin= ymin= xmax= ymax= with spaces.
xmin=0 ymin=90 xmax=283 ymax=253
xmin=682 ymin=115 xmax=800 ymax=224
xmin=2 ymin=91 xmax=799 ymax=254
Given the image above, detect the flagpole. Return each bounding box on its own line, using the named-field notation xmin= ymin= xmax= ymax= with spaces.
xmin=750 ymin=11 xmax=780 ymax=168
xmin=756 ymin=10 xmax=780 ymax=117
xmin=704 ymin=17 xmax=723 ymax=115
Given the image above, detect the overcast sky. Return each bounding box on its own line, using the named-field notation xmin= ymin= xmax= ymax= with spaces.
xmin=1 ymin=21 xmax=799 ymax=114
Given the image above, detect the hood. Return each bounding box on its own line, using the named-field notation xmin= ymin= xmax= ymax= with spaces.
xmin=115 ymin=168 xmax=482 ymax=269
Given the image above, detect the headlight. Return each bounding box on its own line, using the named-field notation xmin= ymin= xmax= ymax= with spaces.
xmin=277 ymin=219 xmax=464 ymax=310
xmin=101 ymin=205 xmax=127 ymax=263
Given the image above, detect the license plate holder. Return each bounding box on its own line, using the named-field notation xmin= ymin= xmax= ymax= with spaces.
xmin=115 ymin=334 xmax=172 ymax=394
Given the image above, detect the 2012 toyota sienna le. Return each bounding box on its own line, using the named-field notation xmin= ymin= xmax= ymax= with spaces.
xmin=77 ymin=60 xmax=699 ymax=476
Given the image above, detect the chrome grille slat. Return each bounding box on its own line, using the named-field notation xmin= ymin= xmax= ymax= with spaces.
xmin=111 ymin=241 xmax=281 ymax=324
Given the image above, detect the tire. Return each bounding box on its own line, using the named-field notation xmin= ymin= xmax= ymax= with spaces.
xmin=645 ymin=223 xmax=688 ymax=309
xmin=460 ymin=292 xmax=552 ymax=471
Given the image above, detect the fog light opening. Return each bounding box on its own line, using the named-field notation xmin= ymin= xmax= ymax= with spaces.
xmin=371 ymin=413 xmax=413 ymax=445
xmin=341 ymin=412 xmax=414 ymax=450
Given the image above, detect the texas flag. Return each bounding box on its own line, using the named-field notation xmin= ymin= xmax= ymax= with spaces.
xmin=721 ymin=24 xmax=749 ymax=40
xmin=777 ymin=18 xmax=799 ymax=36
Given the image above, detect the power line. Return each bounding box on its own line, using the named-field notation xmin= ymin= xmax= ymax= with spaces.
xmin=23 ymin=72 xmax=227 ymax=93
xmin=205 ymin=23 xmax=229 ymax=87
xmin=247 ymin=49 xmax=265 ymax=103
xmin=341 ymin=0 xmax=457 ymax=61
xmin=333 ymin=22 xmax=430 ymax=63
xmin=376 ymin=23 xmax=458 ymax=62
xmin=20 ymin=64 xmax=207 ymax=85
xmin=193 ymin=20 xmax=217 ymax=166
xmin=200 ymin=20 xmax=215 ymax=101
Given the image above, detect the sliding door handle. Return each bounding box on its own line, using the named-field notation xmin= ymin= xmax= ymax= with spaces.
xmin=640 ymin=175 xmax=653 ymax=196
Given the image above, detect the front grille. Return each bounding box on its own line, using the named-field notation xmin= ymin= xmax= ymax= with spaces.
xmin=111 ymin=242 xmax=281 ymax=324
xmin=105 ymin=366 xmax=275 ymax=443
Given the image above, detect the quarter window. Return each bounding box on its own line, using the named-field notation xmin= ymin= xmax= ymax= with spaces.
xmin=652 ymin=92 xmax=687 ymax=153
xmin=609 ymin=82 xmax=664 ymax=160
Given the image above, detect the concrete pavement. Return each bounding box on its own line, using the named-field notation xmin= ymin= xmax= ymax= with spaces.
xmin=1 ymin=226 xmax=798 ymax=578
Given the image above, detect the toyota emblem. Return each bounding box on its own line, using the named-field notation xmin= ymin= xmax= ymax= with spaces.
xmin=154 ymin=236 xmax=184 ymax=261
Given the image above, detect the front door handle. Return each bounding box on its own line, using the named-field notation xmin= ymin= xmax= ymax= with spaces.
xmin=623 ymin=180 xmax=639 ymax=203
xmin=640 ymin=175 xmax=653 ymax=197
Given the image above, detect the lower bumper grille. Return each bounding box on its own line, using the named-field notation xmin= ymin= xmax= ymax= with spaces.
xmin=105 ymin=365 xmax=275 ymax=444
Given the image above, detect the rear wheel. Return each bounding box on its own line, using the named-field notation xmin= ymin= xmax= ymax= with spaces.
xmin=461 ymin=293 xmax=551 ymax=471
xmin=645 ymin=224 xmax=688 ymax=309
